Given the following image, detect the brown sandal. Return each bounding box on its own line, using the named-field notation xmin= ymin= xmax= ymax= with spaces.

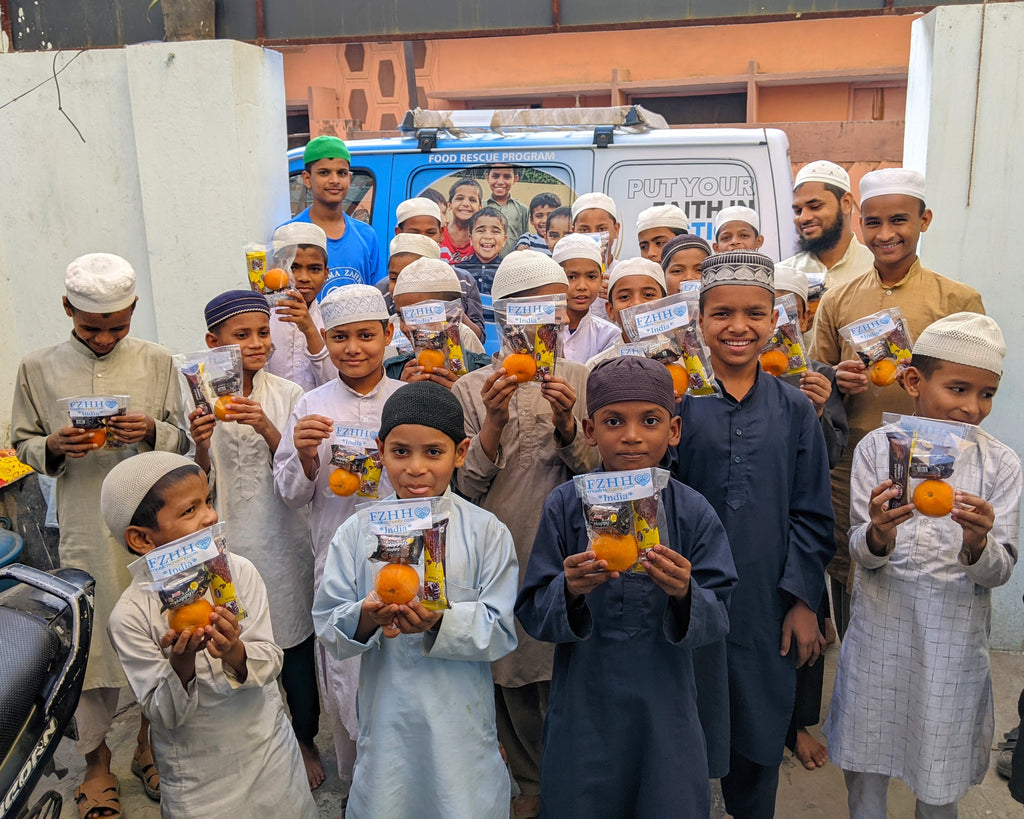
xmin=131 ymin=746 xmax=161 ymax=800
xmin=74 ymin=773 xmax=121 ymax=819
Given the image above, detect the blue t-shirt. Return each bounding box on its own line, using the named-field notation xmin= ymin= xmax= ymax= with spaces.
xmin=287 ymin=208 xmax=381 ymax=300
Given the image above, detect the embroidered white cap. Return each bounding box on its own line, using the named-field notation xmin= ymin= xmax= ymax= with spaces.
xmin=913 ymin=312 xmax=1005 ymax=376
xmin=607 ymin=257 xmax=667 ymax=297
xmin=636 ymin=204 xmax=690 ymax=234
xmin=571 ymin=192 xmax=618 ymax=223
xmin=394 ymin=258 xmax=462 ymax=297
xmin=551 ymin=234 xmax=603 ymax=267
xmin=794 ymin=160 xmax=851 ymax=194
xmin=396 ymin=197 xmax=443 ymax=226
xmin=859 ymin=168 xmax=926 ymax=206
xmin=320 ymin=284 xmax=390 ymax=329
xmin=272 ymin=221 xmax=328 ymax=254
xmin=773 ymin=265 xmax=810 ymax=306
xmin=64 ymin=253 xmax=137 ymax=313
xmin=388 ymin=233 xmax=441 ymax=260
xmin=713 ymin=206 xmax=760 ymax=236
xmin=491 ymin=250 xmax=568 ymax=301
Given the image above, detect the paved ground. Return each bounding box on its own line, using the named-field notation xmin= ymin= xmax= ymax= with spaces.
xmin=26 ymin=648 xmax=1024 ymax=817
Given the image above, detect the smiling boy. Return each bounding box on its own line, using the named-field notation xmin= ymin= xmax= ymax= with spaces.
xmin=551 ymin=234 xmax=619 ymax=363
xmin=583 ymin=257 xmax=668 ymax=370
xmin=484 ymin=163 xmax=529 ymax=256
xmin=463 ymin=206 xmax=509 ymax=295
xmin=442 ymin=178 xmax=484 ymax=265
xmin=712 ymin=206 xmax=764 ymax=253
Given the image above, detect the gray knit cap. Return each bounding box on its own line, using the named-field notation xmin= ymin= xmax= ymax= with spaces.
xmin=100 ymin=452 xmax=197 ymax=545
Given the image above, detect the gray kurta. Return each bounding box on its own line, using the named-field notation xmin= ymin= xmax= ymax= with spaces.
xmin=12 ymin=335 xmax=187 ymax=689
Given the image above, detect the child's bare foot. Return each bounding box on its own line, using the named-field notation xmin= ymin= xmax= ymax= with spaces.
xmin=793 ymin=727 xmax=828 ymax=770
xmin=299 ymin=740 xmax=325 ymax=790
xmin=824 ymin=617 xmax=838 ymax=645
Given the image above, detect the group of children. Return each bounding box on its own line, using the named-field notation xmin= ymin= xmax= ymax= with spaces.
xmin=10 ymin=141 xmax=1019 ymax=819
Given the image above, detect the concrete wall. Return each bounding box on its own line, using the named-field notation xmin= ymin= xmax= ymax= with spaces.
xmin=905 ymin=3 xmax=1024 ymax=650
xmin=0 ymin=40 xmax=290 ymax=442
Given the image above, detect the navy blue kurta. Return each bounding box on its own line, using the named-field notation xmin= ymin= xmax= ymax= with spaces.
xmin=516 ymin=477 xmax=737 ymax=818
xmin=673 ymin=369 xmax=835 ymax=771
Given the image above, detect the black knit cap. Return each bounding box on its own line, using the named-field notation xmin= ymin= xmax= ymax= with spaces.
xmin=379 ymin=381 xmax=467 ymax=445
xmin=587 ymin=356 xmax=676 ymax=416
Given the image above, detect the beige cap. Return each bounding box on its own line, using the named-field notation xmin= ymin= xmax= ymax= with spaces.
xmin=388 ymin=233 xmax=441 ymax=260
xmin=396 ymin=197 xmax=443 ymax=226
xmin=636 ymin=204 xmax=690 ymax=234
xmin=571 ymin=192 xmax=618 ymax=223
xmin=320 ymin=284 xmax=390 ymax=329
xmin=101 ymin=452 xmax=197 ymax=545
xmin=65 ymin=253 xmax=137 ymax=313
xmin=551 ymin=234 xmax=602 ymax=267
xmin=713 ymin=206 xmax=760 ymax=236
xmin=607 ymin=257 xmax=667 ymax=298
xmin=913 ymin=312 xmax=1005 ymax=376
xmin=491 ymin=250 xmax=568 ymax=301
xmin=272 ymin=222 xmax=328 ymax=254
xmin=773 ymin=265 xmax=809 ymax=306
xmin=860 ymin=168 xmax=926 ymax=206
xmin=794 ymin=160 xmax=851 ymax=194
xmin=394 ymin=258 xmax=462 ymax=297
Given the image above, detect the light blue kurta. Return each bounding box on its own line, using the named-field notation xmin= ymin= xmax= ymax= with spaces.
xmin=312 ymin=491 xmax=519 ymax=819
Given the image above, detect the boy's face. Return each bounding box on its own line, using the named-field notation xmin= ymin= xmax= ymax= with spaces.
xmin=470 ymin=216 xmax=506 ymax=262
xmin=860 ymin=194 xmax=931 ymax=273
xmin=379 ymin=425 xmax=469 ymax=498
xmin=302 ymin=157 xmax=352 ymax=207
xmin=530 ymin=205 xmax=555 ymax=237
xmin=399 ymin=216 xmax=442 ymax=242
xmin=574 ymin=209 xmax=620 ymax=243
xmin=291 ymin=245 xmax=328 ymax=305
xmin=486 ymin=167 xmax=517 ymax=202
xmin=322 ymin=320 xmax=394 ymax=381
xmin=125 ymin=471 xmax=217 ymax=555
xmin=563 ymin=259 xmax=603 ymax=316
xmin=699 ymin=285 xmax=776 ymax=376
xmin=902 ymin=361 xmax=999 ymax=426
xmin=583 ymin=401 xmax=681 ymax=472
xmin=387 ymin=253 xmax=418 ymax=299
xmin=606 ymin=276 xmax=664 ymax=329
xmin=545 ymin=216 xmax=571 ymax=252
xmin=450 ymin=186 xmax=482 ymax=224
xmin=206 ymin=311 xmax=271 ymax=376
xmin=663 ymin=248 xmax=708 ymax=294
xmin=64 ymin=299 xmax=135 ymax=356
xmin=638 ymin=227 xmax=678 ymax=263
xmin=713 ymin=221 xmax=763 ymax=252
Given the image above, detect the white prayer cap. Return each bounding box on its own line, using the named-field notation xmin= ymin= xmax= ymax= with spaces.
xmin=859 ymin=168 xmax=926 ymax=206
xmin=101 ymin=452 xmax=197 ymax=546
xmin=272 ymin=221 xmax=327 ymax=254
xmin=491 ymin=250 xmax=568 ymax=301
xmin=794 ymin=160 xmax=851 ymax=194
xmin=773 ymin=265 xmax=809 ymax=306
xmin=64 ymin=253 xmax=136 ymax=313
xmin=388 ymin=233 xmax=441 ymax=260
xmin=913 ymin=312 xmax=1005 ymax=376
xmin=320 ymin=284 xmax=390 ymax=329
xmin=571 ymin=192 xmax=618 ymax=223
xmin=636 ymin=204 xmax=690 ymax=234
xmin=607 ymin=257 xmax=667 ymax=298
xmin=396 ymin=197 xmax=442 ymax=226
xmin=393 ymin=258 xmax=462 ymax=298
xmin=713 ymin=206 xmax=760 ymax=236
xmin=551 ymin=234 xmax=603 ymax=267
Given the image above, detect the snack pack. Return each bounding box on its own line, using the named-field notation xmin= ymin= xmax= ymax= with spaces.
xmin=839 ymin=308 xmax=914 ymax=387
xmin=619 ymin=293 xmax=721 ymax=398
xmin=361 ymin=496 xmax=452 ymax=611
xmin=128 ymin=522 xmax=246 ymax=624
xmin=400 ymin=299 xmax=470 ymax=377
xmin=56 ymin=394 xmax=129 ymax=450
xmin=880 ymin=413 xmax=975 ymax=515
xmin=759 ymin=294 xmax=808 ymax=377
xmin=574 ymin=468 xmax=670 ymax=573
xmin=173 ymin=346 xmax=244 ymax=422
xmin=325 ymin=423 xmax=383 ymax=499
xmin=244 ymin=241 xmax=293 ymax=305
xmin=492 ymin=294 xmax=566 ymax=383
xmin=678 ymin=280 xmax=702 ymax=296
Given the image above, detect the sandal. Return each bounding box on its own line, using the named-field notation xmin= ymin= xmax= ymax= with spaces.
xmin=74 ymin=773 xmax=121 ymax=819
xmin=131 ymin=746 xmax=161 ymax=800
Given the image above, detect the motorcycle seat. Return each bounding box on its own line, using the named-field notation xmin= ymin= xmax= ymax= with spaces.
xmin=0 ymin=606 xmax=61 ymax=760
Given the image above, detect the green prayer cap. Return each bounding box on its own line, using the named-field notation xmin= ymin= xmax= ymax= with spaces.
xmin=303 ymin=135 xmax=351 ymax=165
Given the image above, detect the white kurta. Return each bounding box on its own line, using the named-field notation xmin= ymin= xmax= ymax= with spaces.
xmin=825 ymin=426 xmax=1021 ymax=804
xmin=107 ymin=554 xmax=317 ymax=819
xmin=267 ymin=300 xmax=336 ymax=392
xmin=11 ymin=335 xmax=188 ymax=690
xmin=208 ymin=369 xmax=313 ymax=649
xmin=273 ymin=371 xmax=403 ymax=762
xmin=559 ymin=312 xmax=620 ymax=364
xmin=312 ymin=491 xmax=518 ymax=819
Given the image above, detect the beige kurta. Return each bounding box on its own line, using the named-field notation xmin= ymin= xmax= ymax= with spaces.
xmin=12 ymin=335 xmax=188 ymax=689
xmin=779 ymin=233 xmax=876 ymax=290
xmin=452 ymin=359 xmax=599 ymax=687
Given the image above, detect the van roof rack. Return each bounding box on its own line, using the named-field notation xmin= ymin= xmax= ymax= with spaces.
xmin=398 ymin=105 xmax=669 ymax=137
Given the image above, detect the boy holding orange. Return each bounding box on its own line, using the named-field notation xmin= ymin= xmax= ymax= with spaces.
xmin=583 ymin=257 xmax=668 ymax=370
xmin=826 ymin=313 xmax=1019 ymax=817
xmin=313 ymin=382 xmax=518 ymax=817
xmin=516 ymin=356 xmax=737 ymax=817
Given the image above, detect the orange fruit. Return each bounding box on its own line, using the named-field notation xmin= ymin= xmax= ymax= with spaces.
xmin=375 ymin=563 xmax=420 ymax=605
xmin=869 ymin=358 xmax=898 ymax=387
xmin=82 ymin=427 xmax=107 ymax=447
xmin=665 ymin=362 xmax=689 ymax=396
xmin=262 ymin=267 xmax=289 ymax=291
xmin=503 ymin=353 xmax=538 ymax=383
xmin=213 ymin=395 xmax=235 ymax=421
xmin=591 ymin=531 xmax=640 ymax=573
xmin=167 ymin=598 xmax=214 ymax=633
xmin=759 ymin=349 xmax=790 ymax=377
xmin=328 ymin=467 xmax=361 ymax=496
xmin=417 ymin=348 xmax=446 ymax=370
xmin=912 ymin=479 xmax=954 ymax=517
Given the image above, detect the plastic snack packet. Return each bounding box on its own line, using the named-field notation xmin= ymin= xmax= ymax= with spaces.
xmin=173 ymin=346 xmax=244 ymax=422
xmin=759 ymin=294 xmax=809 ymax=377
xmin=839 ymin=308 xmax=914 ymax=387
xmin=56 ymin=395 xmax=130 ymax=450
xmin=880 ymin=413 xmax=975 ymax=516
xmin=620 ymin=293 xmax=721 ymax=398
xmin=360 ymin=495 xmax=452 ymax=611
xmin=325 ymin=423 xmax=383 ymax=499
xmin=678 ymin=280 xmax=702 ymax=296
xmin=573 ymin=468 xmax=670 ymax=573
xmin=400 ymin=299 xmax=470 ymax=377
xmin=128 ymin=521 xmax=246 ymax=625
xmin=244 ymin=241 xmax=294 ymax=305
xmin=492 ymin=294 xmax=567 ymax=384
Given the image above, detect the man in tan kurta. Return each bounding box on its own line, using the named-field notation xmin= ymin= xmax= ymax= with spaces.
xmin=809 ymin=169 xmax=984 ymax=637
xmin=11 ymin=254 xmax=187 ymax=812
